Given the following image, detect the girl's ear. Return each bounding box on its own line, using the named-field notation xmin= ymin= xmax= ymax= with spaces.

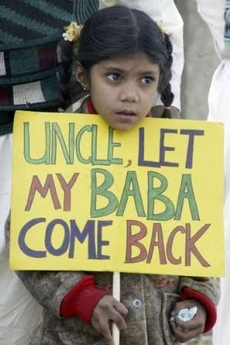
xmin=75 ymin=61 xmax=89 ymax=90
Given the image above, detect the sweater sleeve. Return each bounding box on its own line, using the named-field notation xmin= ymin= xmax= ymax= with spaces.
xmin=179 ymin=277 xmax=220 ymax=333
xmin=60 ymin=275 xmax=108 ymax=323
xmin=15 ymin=270 xmax=90 ymax=318
xmin=15 ymin=267 xmax=107 ymax=323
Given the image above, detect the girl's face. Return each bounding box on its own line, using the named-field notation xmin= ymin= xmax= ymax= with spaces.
xmin=88 ymin=52 xmax=160 ymax=131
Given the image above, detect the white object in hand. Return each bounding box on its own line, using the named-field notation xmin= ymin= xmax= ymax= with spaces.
xmin=177 ymin=306 xmax=198 ymax=322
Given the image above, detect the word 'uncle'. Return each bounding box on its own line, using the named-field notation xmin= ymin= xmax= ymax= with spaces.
xmin=23 ymin=122 xmax=204 ymax=169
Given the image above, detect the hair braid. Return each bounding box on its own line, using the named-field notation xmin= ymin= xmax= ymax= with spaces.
xmin=160 ymin=34 xmax=174 ymax=118
xmin=58 ymin=39 xmax=84 ymax=110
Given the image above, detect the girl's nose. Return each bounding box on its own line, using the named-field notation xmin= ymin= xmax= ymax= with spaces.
xmin=120 ymin=83 xmax=139 ymax=103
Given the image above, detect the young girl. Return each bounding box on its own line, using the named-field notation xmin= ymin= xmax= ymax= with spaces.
xmin=7 ymin=6 xmax=219 ymax=345
xmin=0 ymin=2 xmax=184 ymax=344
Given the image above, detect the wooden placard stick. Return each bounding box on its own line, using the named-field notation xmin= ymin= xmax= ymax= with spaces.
xmin=112 ymin=271 xmax=120 ymax=345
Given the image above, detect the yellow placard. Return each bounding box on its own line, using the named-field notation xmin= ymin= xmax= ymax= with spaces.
xmin=10 ymin=111 xmax=224 ymax=276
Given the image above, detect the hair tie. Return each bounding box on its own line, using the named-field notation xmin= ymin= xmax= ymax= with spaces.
xmin=62 ymin=22 xmax=83 ymax=44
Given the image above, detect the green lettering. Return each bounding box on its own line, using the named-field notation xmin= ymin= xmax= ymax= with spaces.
xmin=91 ymin=169 xmax=118 ymax=217
xmin=117 ymin=171 xmax=145 ymax=216
xmin=175 ymin=174 xmax=200 ymax=220
xmin=147 ymin=171 xmax=175 ymax=220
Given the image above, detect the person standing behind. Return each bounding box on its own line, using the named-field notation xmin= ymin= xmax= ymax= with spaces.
xmin=196 ymin=1 xmax=229 ymax=344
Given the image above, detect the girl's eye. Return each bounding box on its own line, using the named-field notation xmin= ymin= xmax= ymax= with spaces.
xmin=107 ymin=73 xmax=121 ymax=82
xmin=141 ymin=76 xmax=154 ymax=84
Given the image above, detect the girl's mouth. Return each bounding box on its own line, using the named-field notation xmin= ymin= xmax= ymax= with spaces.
xmin=116 ymin=112 xmax=136 ymax=122
xmin=117 ymin=111 xmax=136 ymax=117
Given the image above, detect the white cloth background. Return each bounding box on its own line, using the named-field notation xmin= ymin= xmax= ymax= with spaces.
xmin=197 ymin=0 xmax=230 ymax=344
xmin=207 ymin=59 xmax=230 ymax=345
xmin=0 ymin=134 xmax=42 ymax=345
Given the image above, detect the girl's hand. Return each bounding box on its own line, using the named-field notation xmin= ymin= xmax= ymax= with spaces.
xmin=91 ymin=295 xmax=128 ymax=345
xmin=169 ymin=299 xmax=207 ymax=344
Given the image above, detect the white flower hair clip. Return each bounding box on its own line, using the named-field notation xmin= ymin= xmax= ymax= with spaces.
xmin=156 ymin=20 xmax=166 ymax=40
xmin=62 ymin=22 xmax=83 ymax=43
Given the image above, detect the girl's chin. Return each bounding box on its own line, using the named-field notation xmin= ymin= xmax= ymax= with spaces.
xmin=110 ymin=122 xmax=137 ymax=131
xmin=108 ymin=116 xmax=139 ymax=131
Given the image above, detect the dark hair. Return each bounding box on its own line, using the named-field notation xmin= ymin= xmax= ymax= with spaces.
xmin=59 ymin=5 xmax=174 ymax=118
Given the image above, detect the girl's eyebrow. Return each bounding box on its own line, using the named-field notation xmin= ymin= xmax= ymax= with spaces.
xmin=102 ymin=65 xmax=159 ymax=75
xmin=139 ymin=69 xmax=159 ymax=75
xmin=102 ymin=66 xmax=123 ymax=72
